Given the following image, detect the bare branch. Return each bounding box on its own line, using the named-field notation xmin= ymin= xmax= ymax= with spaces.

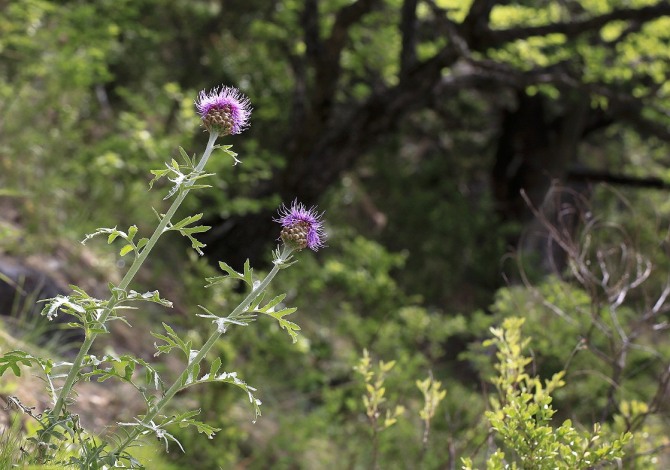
xmin=481 ymin=3 xmax=670 ymax=48
xmin=315 ymin=0 xmax=380 ymax=112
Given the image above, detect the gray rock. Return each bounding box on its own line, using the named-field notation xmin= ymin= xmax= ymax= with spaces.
xmin=0 ymin=256 xmax=84 ymax=349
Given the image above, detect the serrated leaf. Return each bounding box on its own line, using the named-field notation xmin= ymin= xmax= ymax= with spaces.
xmin=215 ymin=144 xmax=242 ymax=164
xmin=215 ymin=262 xmax=245 ymax=281
xmin=191 ymin=421 xmax=220 ymax=438
xmin=278 ymin=318 xmax=301 ymax=343
xmin=261 ymin=307 xmax=301 ymax=343
xmin=243 ymin=260 xmax=253 ymax=285
xmin=188 ymin=237 xmax=207 ymax=256
xmin=148 ymin=169 xmax=169 ymax=189
xmin=151 ymin=332 xmax=176 ymax=349
xmin=0 ymin=351 xmax=34 ymax=377
xmin=152 ymin=322 xmax=191 ymax=358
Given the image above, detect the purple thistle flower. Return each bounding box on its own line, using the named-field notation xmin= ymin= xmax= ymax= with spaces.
xmin=275 ymin=200 xmax=326 ymax=252
xmin=195 ymin=86 xmax=252 ymax=135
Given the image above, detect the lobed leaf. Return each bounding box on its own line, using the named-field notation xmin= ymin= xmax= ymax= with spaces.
xmin=0 ymin=350 xmax=36 ymax=377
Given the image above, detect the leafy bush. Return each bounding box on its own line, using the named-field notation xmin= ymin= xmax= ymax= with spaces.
xmin=463 ymin=317 xmax=631 ymax=469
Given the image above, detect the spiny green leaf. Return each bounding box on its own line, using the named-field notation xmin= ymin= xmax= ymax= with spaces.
xmin=148 ymin=168 xmax=170 ymax=190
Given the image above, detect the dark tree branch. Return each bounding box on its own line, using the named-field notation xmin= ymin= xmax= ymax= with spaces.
xmin=287 ymin=50 xmax=308 ymax=131
xmin=399 ymin=0 xmax=418 ymax=80
xmin=431 ymin=47 xmax=670 ymax=142
xmin=481 ymin=3 xmax=670 ymax=48
xmin=284 ymin=0 xmax=670 ymax=203
xmin=301 ymin=0 xmax=321 ymax=64
xmin=285 ymin=46 xmax=461 ymax=198
xmin=314 ymin=0 xmax=380 ymax=116
xmin=284 ymin=0 xmax=670 ymax=206
xmin=567 ymin=168 xmax=670 ymax=190
xmin=288 ymin=0 xmax=670 ymax=204
xmin=462 ymin=0 xmax=498 ymax=38
xmin=325 ymin=0 xmax=379 ymax=55
xmin=425 ymin=0 xmax=472 ymax=57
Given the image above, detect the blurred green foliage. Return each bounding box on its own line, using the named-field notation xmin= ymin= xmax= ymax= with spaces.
xmin=2 ymin=0 xmax=670 ymax=468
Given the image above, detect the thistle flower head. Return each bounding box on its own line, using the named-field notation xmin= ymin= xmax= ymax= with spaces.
xmin=195 ymin=85 xmax=252 ymax=135
xmin=275 ymin=200 xmax=326 ymax=251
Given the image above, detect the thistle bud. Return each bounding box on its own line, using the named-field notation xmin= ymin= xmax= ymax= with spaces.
xmin=195 ymin=86 xmax=251 ymax=136
xmin=275 ymin=200 xmax=326 ymax=251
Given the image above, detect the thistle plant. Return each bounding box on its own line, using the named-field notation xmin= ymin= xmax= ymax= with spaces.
xmin=0 ymin=85 xmax=326 ymax=468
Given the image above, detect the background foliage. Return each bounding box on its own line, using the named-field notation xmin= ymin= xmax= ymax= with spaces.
xmin=2 ymin=0 xmax=670 ymax=468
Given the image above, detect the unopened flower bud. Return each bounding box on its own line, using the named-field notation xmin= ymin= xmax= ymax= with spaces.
xmin=281 ymin=220 xmax=311 ymax=251
xmin=275 ymin=200 xmax=326 ymax=251
xmin=195 ymin=86 xmax=251 ymax=136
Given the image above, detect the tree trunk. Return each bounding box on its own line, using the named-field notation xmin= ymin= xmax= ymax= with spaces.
xmin=492 ymin=89 xmax=591 ymax=272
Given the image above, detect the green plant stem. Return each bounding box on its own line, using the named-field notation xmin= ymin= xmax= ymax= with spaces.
xmin=49 ymin=132 xmax=220 ymax=423
xmin=111 ymin=245 xmax=293 ymax=456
